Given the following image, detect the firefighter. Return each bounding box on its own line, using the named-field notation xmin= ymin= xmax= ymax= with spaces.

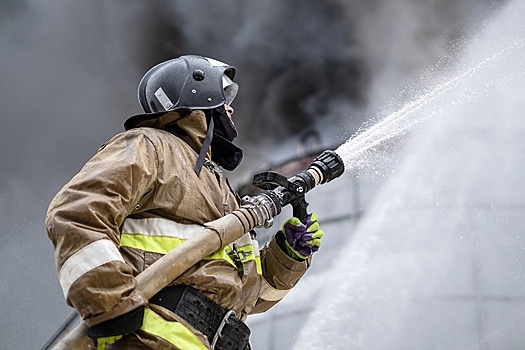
xmin=46 ymin=55 xmax=324 ymax=350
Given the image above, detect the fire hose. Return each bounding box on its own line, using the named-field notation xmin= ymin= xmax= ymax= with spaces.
xmin=45 ymin=150 xmax=344 ymax=350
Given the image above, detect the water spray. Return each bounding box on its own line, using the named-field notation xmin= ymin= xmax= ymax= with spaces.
xmin=335 ymin=37 xmax=525 ymax=172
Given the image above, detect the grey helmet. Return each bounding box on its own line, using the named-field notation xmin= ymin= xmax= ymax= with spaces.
xmin=137 ymin=55 xmax=238 ymax=113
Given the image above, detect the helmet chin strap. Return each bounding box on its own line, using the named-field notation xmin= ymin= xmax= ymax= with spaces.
xmin=194 ymin=116 xmax=215 ymax=176
xmin=194 ymin=106 xmax=243 ymax=175
xmin=213 ymin=106 xmax=238 ymax=142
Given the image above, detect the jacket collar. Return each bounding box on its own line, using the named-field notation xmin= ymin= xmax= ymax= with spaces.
xmin=171 ymin=110 xmax=209 ymax=155
xmin=125 ymin=110 xmax=210 ymax=156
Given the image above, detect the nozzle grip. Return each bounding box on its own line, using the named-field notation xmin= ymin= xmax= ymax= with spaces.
xmin=291 ymin=196 xmax=309 ymax=221
xmin=251 ymin=149 xmax=345 ymax=222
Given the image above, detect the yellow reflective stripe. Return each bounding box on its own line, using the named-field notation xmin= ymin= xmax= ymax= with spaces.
xmin=141 ymin=308 xmax=207 ymax=350
xmin=203 ymin=245 xmax=237 ymax=268
xmin=120 ymin=233 xmax=237 ymax=268
xmin=236 ymin=244 xmax=262 ymax=275
xmin=255 ymin=256 xmax=262 ymax=275
xmin=120 ymin=234 xmax=185 ymax=255
xmin=121 ymin=219 xmax=262 ymax=274
xmin=251 ymin=238 xmax=262 ymax=275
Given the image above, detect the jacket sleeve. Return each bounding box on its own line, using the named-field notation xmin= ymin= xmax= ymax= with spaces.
xmin=250 ymin=231 xmax=311 ymax=314
xmin=45 ymin=130 xmax=157 ymax=327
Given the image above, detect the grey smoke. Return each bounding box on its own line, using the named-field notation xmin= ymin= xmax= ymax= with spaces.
xmin=294 ymin=0 xmax=525 ymax=347
xmin=0 ymin=1 xmax=500 ymax=348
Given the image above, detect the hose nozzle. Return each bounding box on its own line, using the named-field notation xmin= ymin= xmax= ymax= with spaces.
xmin=307 ymin=150 xmax=345 ymax=186
xmin=250 ymin=149 xmax=345 ymax=222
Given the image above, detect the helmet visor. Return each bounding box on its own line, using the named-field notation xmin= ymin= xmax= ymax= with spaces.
xmin=222 ymin=75 xmax=238 ymax=105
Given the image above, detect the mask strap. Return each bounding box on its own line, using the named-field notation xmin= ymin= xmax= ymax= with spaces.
xmin=194 ymin=116 xmax=215 ymax=176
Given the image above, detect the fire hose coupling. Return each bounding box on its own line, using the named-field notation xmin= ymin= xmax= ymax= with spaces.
xmin=241 ymin=191 xmax=282 ymax=228
xmin=308 ymin=150 xmax=345 ymax=185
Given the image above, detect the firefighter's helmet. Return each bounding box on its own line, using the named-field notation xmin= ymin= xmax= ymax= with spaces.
xmin=138 ymin=55 xmax=238 ymax=113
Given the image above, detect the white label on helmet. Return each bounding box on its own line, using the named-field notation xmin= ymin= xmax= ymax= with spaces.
xmin=222 ymin=75 xmax=234 ymax=89
xmin=205 ymin=57 xmax=228 ymax=67
xmin=154 ymin=87 xmax=174 ymax=111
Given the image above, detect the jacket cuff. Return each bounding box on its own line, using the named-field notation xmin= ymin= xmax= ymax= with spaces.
xmin=271 ymin=231 xmax=311 ymax=269
xmin=87 ymin=305 xmax=145 ymax=339
xmin=275 ymin=230 xmax=307 ymax=261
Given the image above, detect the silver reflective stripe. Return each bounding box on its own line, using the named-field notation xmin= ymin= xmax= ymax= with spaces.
xmin=154 ymin=87 xmax=174 ymax=111
xmin=121 ymin=218 xmax=204 ymax=239
xmin=59 ymin=239 xmax=124 ymax=298
xmin=259 ymin=278 xmax=291 ymax=302
xmin=204 ymin=57 xmax=228 ymax=67
xmin=222 ymin=75 xmax=234 ymax=89
xmin=234 ymin=232 xmax=255 ymax=250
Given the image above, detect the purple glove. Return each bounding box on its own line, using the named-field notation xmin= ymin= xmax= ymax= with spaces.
xmin=282 ymin=213 xmax=324 ymax=259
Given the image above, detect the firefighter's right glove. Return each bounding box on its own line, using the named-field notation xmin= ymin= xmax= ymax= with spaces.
xmin=281 ymin=213 xmax=324 ymax=260
xmin=87 ymin=305 xmax=145 ymax=350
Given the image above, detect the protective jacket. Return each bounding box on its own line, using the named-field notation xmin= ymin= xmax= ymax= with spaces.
xmin=46 ymin=110 xmax=310 ymax=349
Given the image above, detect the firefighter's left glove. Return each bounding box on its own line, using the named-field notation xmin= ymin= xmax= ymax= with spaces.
xmin=281 ymin=213 xmax=324 ymax=260
xmin=87 ymin=305 xmax=145 ymax=350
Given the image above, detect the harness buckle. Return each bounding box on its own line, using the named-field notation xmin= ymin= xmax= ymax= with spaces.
xmin=210 ymin=310 xmax=236 ymax=350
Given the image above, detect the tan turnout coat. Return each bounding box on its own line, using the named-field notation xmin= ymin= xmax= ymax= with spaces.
xmin=46 ymin=110 xmax=309 ymax=349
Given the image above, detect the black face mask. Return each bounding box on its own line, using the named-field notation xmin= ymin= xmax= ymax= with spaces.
xmin=211 ymin=106 xmax=238 ymax=142
xmin=208 ymin=107 xmax=243 ymax=170
xmin=211 ymin=133 xmax=243 ymax=171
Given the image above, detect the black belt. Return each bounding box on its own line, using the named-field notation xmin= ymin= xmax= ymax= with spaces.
xmin=150 ymin=285 xmax=251 ymax=350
